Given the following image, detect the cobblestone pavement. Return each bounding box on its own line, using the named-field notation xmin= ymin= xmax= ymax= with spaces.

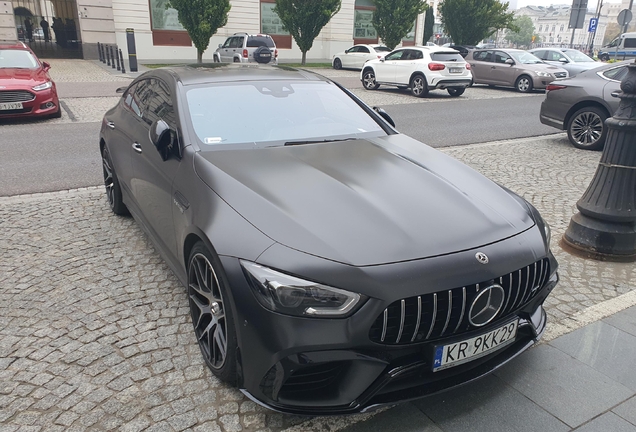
xmin=48 ymin=60 xmax=132 ymax=82
xmin=2 ymin=134 xmax=635 ymax=431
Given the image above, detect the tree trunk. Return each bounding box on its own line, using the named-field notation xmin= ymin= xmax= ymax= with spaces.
xmin=301 ymin=51 xmax=306 ymax=65
xmin=197 ymin=50 xmax=203 ymax=64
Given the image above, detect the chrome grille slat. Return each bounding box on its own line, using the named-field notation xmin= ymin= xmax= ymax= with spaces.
xmin=440 ymin=290 xmax=453 ymax=336
xmin=453 ymin=287 xmax=466 ymax=333
xmin=0 ymin=90 xmax=35 ymax=103
xmin=380 ymin=309 xmax=388 ymax=342
xmin=425 ymin=293 xmax=437 ymax=340
xmin=396 ymin=299 xmax=406 ymax=343
xmin=411 ymin=296 xmax=422 ymax=342
xmin=518 ymin=265 xmax=531 ymax=308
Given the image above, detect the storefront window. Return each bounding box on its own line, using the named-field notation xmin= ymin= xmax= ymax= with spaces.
xmin=354 ymin=9 xmax=377 ymax=40
xmin=261 ymin=2 xmax=289 ymax=36
xmin=149 ymin=0 xmax=185 ymax=31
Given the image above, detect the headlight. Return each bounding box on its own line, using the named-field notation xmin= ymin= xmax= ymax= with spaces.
xmin=241 ymin=261 xmax=365 ymax=318
xmin=535 ymin=71 xmax=551 ymax=78
xmin=32 ymin=81 xmax=52 ymax=91
xmin=543 ymin=220 xmax=551 ymax=250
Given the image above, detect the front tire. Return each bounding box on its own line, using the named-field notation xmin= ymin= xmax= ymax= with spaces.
xmin=188 ymin=242 xmax=238 ymax=384
xmin=447 ymin=87 xmax=465 ymax=97
xmin=567 ymin=106 xmax=608 ymax=150
xmin=362 ymin=69 xmax=380 ymax=90
xmin=410 ymin=74 xmax=428 ymax=97
xmin=101 ymin=146 xmax=128 ymax=216
xmin=333 ymin=58 xmax=342 ymax=70
xmin=515 ymin=75 xmax=533 ymax=93
xmin=599 ymin=53 xmax=610 ymax=62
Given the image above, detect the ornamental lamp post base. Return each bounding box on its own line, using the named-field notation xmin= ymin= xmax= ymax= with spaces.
xmin=562 ymin=213 xmax=636 ymax=262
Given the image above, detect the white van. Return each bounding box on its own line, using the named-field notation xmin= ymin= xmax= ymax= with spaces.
xmin=598 ymin=32 xmax=636 ymax=61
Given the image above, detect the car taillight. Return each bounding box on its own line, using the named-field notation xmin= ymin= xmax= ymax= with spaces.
xmin=275 ymin=49 xmax=278 ymax=58
xmin=243 ymin=49 xmax=248 ymax=58
xmin=428 ymin=63 xmax=445 ymax=71
xmin=546 ymin=84 xmax=567 ymax=91
xmin=465 ymin=63 xmax=471 ymax=70
xmin=377 ymin=55 xmax=382 ymax=58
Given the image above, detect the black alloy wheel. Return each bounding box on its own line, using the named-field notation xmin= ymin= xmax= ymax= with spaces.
xmin=333 ymin=58 xmax=342 ymax=70
xmin=447 ymin=87 xmax=465 ymax=97
xmin=410 ymin=74 xmax=428 ymax=97
xmin=567 ymin=106 xmax=608 ymax=151
xmin=188 ymin=242 xmax=237 ymax=384
xmin=363 ymin=69 xmax=380 ymax=90
xmin=101 ymin=146 xmax=128 ymax=215
xmin=599 ymin=53 xmax=610 ymax=62
xmin=515 ymin=75 xmax=533 ymax=93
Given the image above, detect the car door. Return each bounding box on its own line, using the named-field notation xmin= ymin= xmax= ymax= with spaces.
xmin=395 ymin=49 xmax=421 ymax=85
xmin=220 ymin=37 xmax=234 ymax=62
xmin=601 ymin=65 xmax=627 ymax=115
xmin=354 ymin=45 xmax=372 ymax=68
xmin=376 ymin=49 xmax=405 ymax=83
xmin=491 ymin=51 xmax=517 ymax=85
xmin=341 ymin=46 xmax=358 ymax=68
xmin=469 ymin=50 xmax=494 ymax=83
xmin=232 ymin=36 xmax=245 ymax=61
xmin=129 ymin=78 xmax=182 ymax=258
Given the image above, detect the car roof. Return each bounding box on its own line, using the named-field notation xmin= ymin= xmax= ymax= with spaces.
xmin=403 ymin=45 xmax=463 ymax=53
xmin=0 ymin=40 xmax=29 ymax=50
xmin=147 ymin=64 xmax=332 ymax=86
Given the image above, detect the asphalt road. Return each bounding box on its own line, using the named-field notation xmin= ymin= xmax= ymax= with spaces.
xmin=0 ymin=95 xmax=559 ymax=195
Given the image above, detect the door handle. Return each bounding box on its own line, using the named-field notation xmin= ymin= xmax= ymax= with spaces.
xmin=611 ymin=91 xmax=621 ymax=98
xmin=106 ymin=121 xmax=115 ymax=129
xmin=132 ymin=142 xmax=142 ymax=154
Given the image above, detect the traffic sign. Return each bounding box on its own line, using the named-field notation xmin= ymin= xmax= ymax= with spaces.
xmin=618 ymin=9 xmax=633 ymax=27
xmin=588 ymin=17 xmax=598 ymax=32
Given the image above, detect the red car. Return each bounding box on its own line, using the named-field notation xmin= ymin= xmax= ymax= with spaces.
xmin=0 ymin=40 xmax=61 ymax=119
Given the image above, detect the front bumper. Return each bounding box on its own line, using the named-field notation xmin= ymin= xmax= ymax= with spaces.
xmin=0 ymin=87 xmax=59 ymax=119
xmin=220 ymin=229 xmax=558 ymax=415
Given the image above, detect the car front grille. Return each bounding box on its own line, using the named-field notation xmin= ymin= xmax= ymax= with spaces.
xmin=369 ymin=258 xmax=550 ymax=345
xmin=0 ymin=90 xmax=36 ymax=103
xmin=554 ymin=72 xmax=567 ymax=79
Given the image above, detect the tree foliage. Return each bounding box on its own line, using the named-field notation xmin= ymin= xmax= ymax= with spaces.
xmin=505 ymin=15 xmax=535 ymax=47
xmin=423 ymin=6 xmax=434 ymax=45
xmin=274 ymin=0 xmax=341 ymax=65
xmin=372 ymin=0 xmax=427 ymax=50
xmin=167 ymin=0 xmax=231 ymax=63
xmin=438 ymin=0 xmax=517 ymax=46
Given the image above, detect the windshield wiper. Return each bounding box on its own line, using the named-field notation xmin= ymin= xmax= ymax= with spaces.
xmin=284 ymin=137 xmax=357 ymax=146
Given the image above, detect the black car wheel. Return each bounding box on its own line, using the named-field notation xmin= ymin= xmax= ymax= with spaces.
xmin=188 ymin=242 xmax=237 ymax=384
xmin=410 ymin=74 xmax=428 ymax=97
xmin=362 ymin=69 xmax=380 ymax=90
xmin=515 ymin=75 xmax=533 ymax=93
xmin=599 ymin=53 xmax=610 ymax=62
xmin=233 ymin=57 xmax=240 ymax=63
xmin=567 ymin=106 xmax=608 ymax=151
xmin=333 ymin=58 xmax=342 ymax=70
xmin=447 ymin=87 xmax=465 ymax=97
xmin=101 ymin=146 xmax=128 ymax=215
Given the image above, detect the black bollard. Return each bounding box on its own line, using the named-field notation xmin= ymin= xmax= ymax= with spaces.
xmin=100 ymin=43 xmax=104 ymax=63
xmin=119 ymin=49 xmax=126 ymax=74
xmin=115 ymin=47 xmax=121 ymax=71
xmin=563 ymin=60 xmax=636 ymax=261
xmin=97 ymin=42 xmax=102 ymax=62
xmin=106 ymin=45 xmax=111 ymax=66
xmin=110 ymin=46 xmax=116 ymax=69
xmin=126 ymin=28 xmax=138 ymax=72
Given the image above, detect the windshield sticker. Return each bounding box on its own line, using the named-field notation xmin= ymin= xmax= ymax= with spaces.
xmin=204 ymin=137 xmax=223 ymax=144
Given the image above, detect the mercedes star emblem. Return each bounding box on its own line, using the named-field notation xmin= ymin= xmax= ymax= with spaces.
xmin=475 ymin=252 xmax=489 ymax=264
xmin=468 ymin=284 xmax=505 ymax=327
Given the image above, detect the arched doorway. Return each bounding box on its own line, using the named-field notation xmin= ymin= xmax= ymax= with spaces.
xmin=13 ymin=0 xmax=82 ymax=58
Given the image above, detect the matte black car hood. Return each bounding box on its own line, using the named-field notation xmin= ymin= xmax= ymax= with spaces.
xmin=195 ymin=134 xmax=534 ymax=266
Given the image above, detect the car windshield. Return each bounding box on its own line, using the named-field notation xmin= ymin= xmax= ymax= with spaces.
xmin=509 ymin=51 xmax=543 ymax=64
xmin=0 ymin=50 xmax=39 ymax=68
xmin=186 ymin=80 xmax=386 ymax=148
xmin=562 ymin=49 xmax=595 ymax=62
xmin=374 ymin=46 xmax=391 ymax=52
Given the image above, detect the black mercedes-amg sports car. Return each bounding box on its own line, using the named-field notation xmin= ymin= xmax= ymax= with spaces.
xmin=99 ymin=64 xmax=558 ymax=415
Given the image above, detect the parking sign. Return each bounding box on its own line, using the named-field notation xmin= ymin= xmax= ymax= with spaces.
xmin=588 ymin=17 xmax=598 ymax=32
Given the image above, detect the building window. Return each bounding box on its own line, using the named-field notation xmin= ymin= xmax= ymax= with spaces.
xmin=148 ymin=0 xmax=192 ymax=46
xmin=552 ymin=25 xmax=555 ymax=32
xmin=560 ymin=24 xmax=564 ymax=31
xmin=260 ymin=0 xmax=292 ymax=48
xmin=539 ymin=25 xmax=543 ymax=32
xmin=354 ymin=0 xmax=378 ymax=43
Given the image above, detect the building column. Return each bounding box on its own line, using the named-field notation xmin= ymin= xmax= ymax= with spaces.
xmin=0 ymin=1 xmax=17 ymax=40
xmin=76 ymin=0 xmax=116 ymax=59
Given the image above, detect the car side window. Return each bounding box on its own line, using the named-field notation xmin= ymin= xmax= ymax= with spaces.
xmin=222 ymin=37 xmax=233 ymax=48
xmin=494 ymin=51 xmax=510 ymax=64
xmin=473 ymin=50 xmax=493 ymax=62
xmin=533 ymin=50 xmax=546 ymax=59
xmin=142 ymin=79 xmax=176 ymax=127
xmin=603 ymin=66 xmax=628 ymax=81
xmin=122 ymin=83 xmax=137 ymax=110
xmin=385 ymin=50 xmax=405 ymax=61
xmin=358 ymin=46 xmax=370 ymax=53
xmin=547 ymin=51 xmax=563 ymax=61
xmin=348 ymin=46 xmax=359 ymax=53
xmin=232 ymin=37 xmax=244 ymax=48
xmin=128 ymin=79 xmax=153 ymax=119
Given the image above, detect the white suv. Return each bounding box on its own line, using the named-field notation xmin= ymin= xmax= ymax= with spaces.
xmin=213 ymin=33 xmax=278 ymax=64
xmin=361 ymin=46 xmax=472 ymax=97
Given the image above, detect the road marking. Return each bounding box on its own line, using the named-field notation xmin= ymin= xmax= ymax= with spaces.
xmin=60 ymin=99 xmax=77 ymax=122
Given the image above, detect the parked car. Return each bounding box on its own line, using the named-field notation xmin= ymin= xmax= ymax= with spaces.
xmin=100 ymin=63 xmax=557 ymax=414
xmin=540 ymin=61 xmax=628 ymax=150
xmin=332 ymin=44 xmax=391 ymax=70
xmin=361 ymin=46 xmax=472 ymax=97
xmin=0 ymin=40 xmax=61 ymax=119
xmin=448 ymin=44 xmax=477 ymax=58
xmin=469 ymin=49 xmax=568 ymax=92
xmin=213 ymin=33 xmax=277 ymax=64
xmin=598 ymin=32 xmax=636 ymax=61
xmin=529 ymin=48 xmax=602 ymax=77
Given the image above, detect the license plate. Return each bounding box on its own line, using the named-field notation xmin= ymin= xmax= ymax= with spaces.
xmin=0 ymin=102 xmax=23 ymax=110
xmin=432 ymin=320 xmax=518 ymax=372
xmin=449 ymin=67 xmax=463 ymax=74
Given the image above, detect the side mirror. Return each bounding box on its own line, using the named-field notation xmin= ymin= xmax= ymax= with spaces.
xmin=149 ymin=119 xmax=172 ymax=159
xmin=116 ymin=86 xmax=127 ymax=94
xmin=42 ymin=61 xmax=51 ymax=71
xmin=380 ymin=57 xmax=385 ymax=62
xmin=559 ymin=57 xmax=568 ymax=63
xmin=505 ymin=58 xmax=514 ymax=65
xmin=218 ymin=43 xmax=222 ymax=48
xmin=373 ymin=106 xmax=395 ymax=127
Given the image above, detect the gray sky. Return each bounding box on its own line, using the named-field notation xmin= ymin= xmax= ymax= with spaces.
xmin=515 ymin=0 xmax=621 ymax=9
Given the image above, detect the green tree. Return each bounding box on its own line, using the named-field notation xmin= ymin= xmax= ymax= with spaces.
xmin=167 ymin=0 xmax=231 ymax=63
xmin=438 ymin=0 xmax=517 ymax=46
xmin=274 ymin=0 xmax=341 ymax=65
xmin=423 ymin=5 xmax=434 ymax=45
xmin=505 ymin=15 xmax=535 ymax=47
xmin=372 ymin=0 xmax=427 ymax=50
